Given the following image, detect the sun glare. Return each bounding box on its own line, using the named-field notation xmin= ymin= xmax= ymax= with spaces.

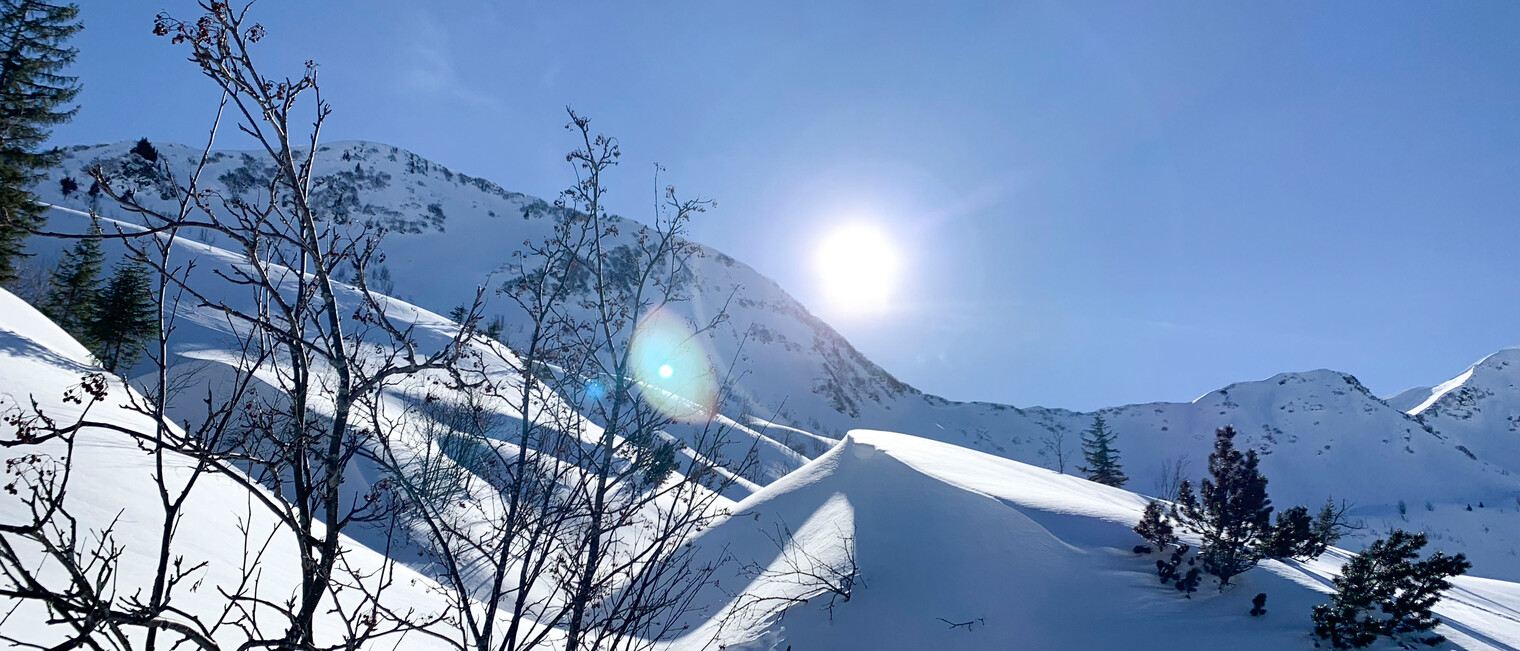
xmin=628 ymin=306 xmax=719 ymax=423
xmin=814 ymin=223 xmax=901 ymax=316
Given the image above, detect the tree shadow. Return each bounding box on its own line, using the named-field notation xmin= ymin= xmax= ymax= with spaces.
xmin=0 ymin=323 xmax=96 ymax=376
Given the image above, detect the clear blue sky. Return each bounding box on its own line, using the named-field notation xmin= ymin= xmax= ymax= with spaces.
xmin=55 ymin=1 xmax=1520 ymax=411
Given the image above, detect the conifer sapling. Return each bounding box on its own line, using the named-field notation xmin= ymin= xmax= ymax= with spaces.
xmin=1134 ymin=500 xmax=1177 ymax=550
xmin=41 ymin=219 xmax=103 ymax=345
xmin=1175 ymin=425 xmax=1273 ymax=590
xmin=1078 ymin=414 xmax=1128 ymax=487
xmin=90 ymin=256 xmax=157 ymax=373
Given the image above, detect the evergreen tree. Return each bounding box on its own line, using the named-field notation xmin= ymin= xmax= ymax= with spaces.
xmin=1312 ymin=598 xmax=1382 ymax=649
xmin=1077 ymin=414 xmax=1127 ymax=487
xmin=40 ymin=218 xmax=100 ymax=343
xmin=1263 ymin=505 xmax=1318 ymax=561
xmin=130 ymin=137 xmax=158 ymax=163
xmin=1311 ymin=530 xmax=1470 ymax=648
xmin=89 ymin=256 xmax=156 ymax=373
xmin=1133 ymin=500 xmax=1177 ymax=550
xmin=1377 ymin=532 xmax=1471 ymax=644
xmin=1311 ymin=497 xmax=1350 ymax=557
xmin=0 ymin=0 xmax=82 ymax=282
xmin=1175 ymin=425 xmax=1273 ymax=589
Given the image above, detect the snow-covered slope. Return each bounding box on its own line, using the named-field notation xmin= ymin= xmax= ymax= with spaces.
xmin=0 ymin=288 xmax=462 ymax=648
xmin=665 ymin=431 xmax=1520 ymax=650
xmin=36 ymin=143 xmax=1518 ymax=480
xmin=29 ymin=141 xmax=1520 ymax=584
xmin=1408 ymin=349 xmax=1520 ymax=473
xmin=9 ymin=281 xmax=1517 ymax=649
xmin=40 ymin=141 xmax=830 ymax=482
xmin=1387 ymin=384 xmax=1440 ymax=413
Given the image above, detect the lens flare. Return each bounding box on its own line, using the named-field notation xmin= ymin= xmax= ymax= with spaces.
xmin=584 ymin=379 xmax=606 ymax=401
xmin=628 ymin=306 xmax=718 ymax=423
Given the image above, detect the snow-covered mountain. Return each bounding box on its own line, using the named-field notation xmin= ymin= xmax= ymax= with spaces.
xmin=5 ymin=139 xmax=1520 ymax=648
xmin=3 ymin=289 xmax=1517 ymax=649
xmin=35 ymin=141 xmax=1520 ymax=505
xmin=1387 ymin=384 xmax=1440 ymax=413
xmin=1406 ymin=349 xmax=1520 ymax=474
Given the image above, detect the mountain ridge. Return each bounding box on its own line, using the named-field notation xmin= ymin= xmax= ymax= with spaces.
xmin=5 ymin=139 xmax=1520 ymax=649
xmin=31 ymin=140 xmax=1520 ymax=517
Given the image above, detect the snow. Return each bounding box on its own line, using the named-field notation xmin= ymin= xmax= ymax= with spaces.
xmin=9 ymin=140 xmax=1520 ymax=648
xmin=1387 ymin=385 xmax=1439 ymax=413
xmin=1414 ymin=368 xmax=1478 ymax=415
xmin=1405 ymin=349 xmax=1520 ymax=472
xmin=36 ymin=142 xmax=1520 ymax=525
xmin=0 ymin=288 xmax=461 ymax=648
xmin=666 ymin=430 xmax=1520 ymax=650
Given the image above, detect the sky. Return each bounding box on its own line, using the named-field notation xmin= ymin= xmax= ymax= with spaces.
xmin=52 ymin=1 xmax=1520 ymax=411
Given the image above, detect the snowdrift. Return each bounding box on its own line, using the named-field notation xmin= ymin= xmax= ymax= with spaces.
xmin=12 ymin=139 xmax=1520 ymax=648
xmin=668 ymin=431 xmax=1520 ymax=651
xmin=0 ymin=288 xmax=461 ymax=648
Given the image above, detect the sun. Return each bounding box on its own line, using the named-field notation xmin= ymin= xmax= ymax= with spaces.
xmin=814 ymin=222 xmax=901 ymax=316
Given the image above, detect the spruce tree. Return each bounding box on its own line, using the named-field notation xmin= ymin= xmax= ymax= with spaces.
xmin=90 ymin=256 xmax=156 ymax=373
xmin=1175 ymin=425 xmax=1273 ymax=589
xmin=1077 ymin=414 xmax=1128 ymax=487
xmin=40 ymin=218 xmax=100 ymax=343
xmin=1311 ymin=497 xmax=1350 ymax=557
xmin=0 ymin=0 xmax=82 ymax=282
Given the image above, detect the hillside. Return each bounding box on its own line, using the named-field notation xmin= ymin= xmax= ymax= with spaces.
xmin=1408 ymin=349 xmax=1520 ymax=474
xmin=31 ymin=142 xmax=1520 ymax=567
xmin=4 ymin=285 xmax=1517 ymax=649
xmin=0 ymin=288 xmax=464 ymax=648
xmin=668 ymin=431 xmax=1520 ymax=650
